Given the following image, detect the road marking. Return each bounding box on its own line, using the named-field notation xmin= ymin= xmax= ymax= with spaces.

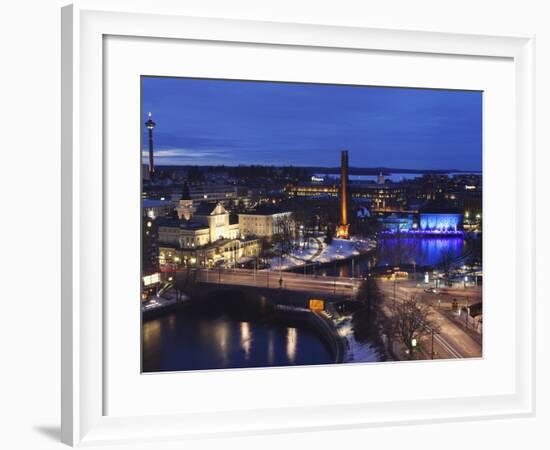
xmin=432 ymin=331 xmax=463 ymax=359
xmin=378 ymin=284 xmax=465 ymax=359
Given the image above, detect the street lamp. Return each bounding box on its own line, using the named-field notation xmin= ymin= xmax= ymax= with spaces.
xmin=411 ymin=337 xmax=418 ymax=359
xmin=172 ymin=256 xmax=180 ymax=282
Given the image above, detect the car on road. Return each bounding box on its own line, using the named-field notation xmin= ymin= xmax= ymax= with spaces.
xmin=424 ymin=287 xmax=440 ymax=294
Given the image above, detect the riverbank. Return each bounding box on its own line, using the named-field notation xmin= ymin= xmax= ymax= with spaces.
xmin=270 ymin=236 xmax=376 ymax=272
xmin=332 ymin=316 xmax=384 ymax=363
xmin=273 ymin=305 xmax=345 ymax=364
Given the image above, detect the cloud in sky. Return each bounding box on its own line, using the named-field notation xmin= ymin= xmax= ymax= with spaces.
xmin=141 ymin=77 xmax=482 ymax=170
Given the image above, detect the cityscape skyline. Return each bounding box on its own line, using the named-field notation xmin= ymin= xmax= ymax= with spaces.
xmin=141 ymin=77 xmax=482 ymax=171
xmin=141 ymin=76 xmax=483 ymax=371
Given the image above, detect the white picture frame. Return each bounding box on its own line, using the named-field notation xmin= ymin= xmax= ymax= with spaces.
xmin=61 ymin=2 xmax=535 ymax=446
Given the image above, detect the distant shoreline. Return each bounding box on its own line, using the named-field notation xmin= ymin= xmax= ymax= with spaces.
xmin=144 ymin=164 xmax=482 ymax=175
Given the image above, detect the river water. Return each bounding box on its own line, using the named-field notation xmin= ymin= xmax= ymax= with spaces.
xmin=142 ymin=308 xmax=333 ymax=372
xmin=301 ymin=236 xmax=466 ymax=278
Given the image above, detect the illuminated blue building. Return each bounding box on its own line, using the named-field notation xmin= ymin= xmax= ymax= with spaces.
xmin=379 ymin=208 xmax=464 ymax=237
xmin=419 ymin=210 xmax=463 ymax=233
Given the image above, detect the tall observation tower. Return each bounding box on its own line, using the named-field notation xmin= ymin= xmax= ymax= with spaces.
xmin=145 ymin=112 xmax=156 ymax=179
xmin=336 ymin=149 xmax=351 ymax=239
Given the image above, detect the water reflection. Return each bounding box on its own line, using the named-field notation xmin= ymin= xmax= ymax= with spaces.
xmin=143 ymin=320 xmax=162 ymax=351
xmin=267 ymin=329 xmax=275 ymax=365
xmin=142 ymin=309 xmax=333 ymax=372
xmin=286 ymin=327 xmax=297 ymax=363
xmin=142 ymin=320 xmax=162 ymax=371
xmin=378 ymin=237 xmax=464 ymax=267
xmin=167 ymin=315 xmax=175 ymax=333
xmin=215 ymin=320 xmax=229 ymax=366
xmin=240 ymin=322 xmax=251 ymax=360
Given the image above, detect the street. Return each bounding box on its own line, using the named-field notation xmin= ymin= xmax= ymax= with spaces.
xmin=192 ymin=267 xmax=360 ymax=297
xmin=377 ymin=278 xmax=482 ymax=360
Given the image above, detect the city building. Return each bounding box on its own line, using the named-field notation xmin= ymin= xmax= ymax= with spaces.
xmin=419 ymin=207 xmax=463 ymax=233
xmin=158 ymin=202 xmax=240 ymax=249
xmin=173 ymin=183 xmax=238 ymax=204
xmin=142 ymin=216 xmax=158 ymax=274
xmin=463 ymin=191 xmax=482 ymax=229
xmin=157 ymin=200 xmax=267 ymax=269
xmin=238 ymin=205 xmax=293 ymax=239
xmin=285 ymin=181 xmax=408 ymax=213
xmin=143 ymin=198 xmax=174 ymax=219
xmin=377 ymin=214 xmax=415 ymax=232
xmin=158 ymin=237 xmax=260 ymax=269
xmin=176 ymin=181 xmax=194 ymax=220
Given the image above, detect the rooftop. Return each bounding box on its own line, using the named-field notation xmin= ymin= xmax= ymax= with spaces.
xmin=155 ymin=216 xmax=209 ymax=230
xmin=240 ymin=204 xmax=292 ymax=215
xmin=193 ymin=202 xmax=221 ymax=216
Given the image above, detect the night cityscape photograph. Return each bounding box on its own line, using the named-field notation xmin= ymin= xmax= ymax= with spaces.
xmin=140 ymin=76 xmax=483 ymax=372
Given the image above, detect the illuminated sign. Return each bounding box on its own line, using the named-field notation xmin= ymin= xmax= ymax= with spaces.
xmin=142 ymin=273 xmax=161 ymax=286
xmin=309 ymin=299 xmax=325 ymax=311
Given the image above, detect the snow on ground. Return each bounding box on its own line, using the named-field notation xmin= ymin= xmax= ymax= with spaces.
xmin=335 ymin=316 xmax=382 ymax=363
xmin=268 ymin=237 xmax=322 ymax=271
xmin=267 ymin=235 xmax=377 ymax=271
xmin=316 ymin=237 xmax=371 ymax=264
xmin=142 ymin=286 xmax=188 ymax=313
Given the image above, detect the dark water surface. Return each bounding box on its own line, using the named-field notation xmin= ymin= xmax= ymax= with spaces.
xmin=142 ymin=309 xmax=333 ymax=372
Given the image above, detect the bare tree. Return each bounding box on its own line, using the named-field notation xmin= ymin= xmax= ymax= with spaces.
xmin=273 ymin=214 xmax=295 ymax=256
xmin=387 ymin=296 xmax=438 ymax=358
xmin=292 ymin=207 xmax=311 ymax=247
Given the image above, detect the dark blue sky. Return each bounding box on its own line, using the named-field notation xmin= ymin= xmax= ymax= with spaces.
xmin=141 ymin=77 xmax=482 ymax=170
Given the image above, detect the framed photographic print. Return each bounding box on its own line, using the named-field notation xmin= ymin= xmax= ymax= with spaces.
xmin=61 ymin=2 xmax=535 ymax=446
xmin=140 ymin=77 xmax=482 ymax=373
